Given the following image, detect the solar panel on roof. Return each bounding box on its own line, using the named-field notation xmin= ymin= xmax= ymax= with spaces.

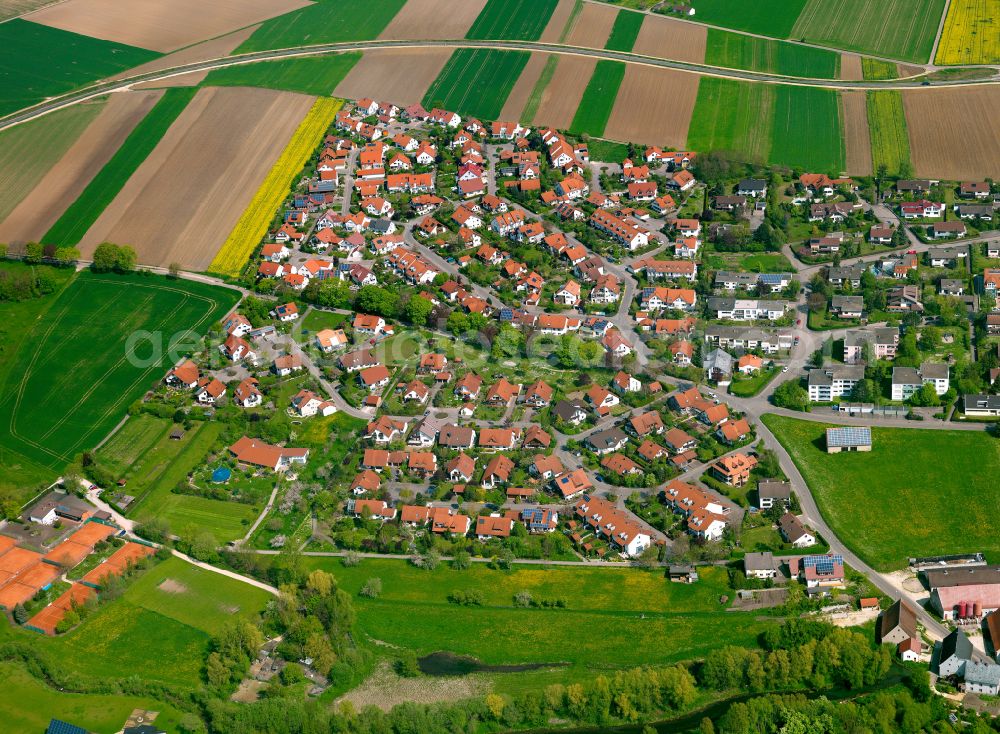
xmin=826 ymin=427 xmax=871 ymax=446
xmin=803 ymin=555 xmax=843 ymax=574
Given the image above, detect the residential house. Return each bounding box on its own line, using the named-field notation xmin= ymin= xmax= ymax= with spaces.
xmin=779 ymin=513 xmax=817 ymax=548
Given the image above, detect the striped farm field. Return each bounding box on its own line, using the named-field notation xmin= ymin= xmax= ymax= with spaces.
xmin=705 ymin=28 xmax=839 ymax=78
xmin=936 ymin=0 xmax=1000 ymax=64
xmin=791 ymin=0 xmax=945 ymax=63
xmin=866 ymin=90 xmax=911 ymax=176
xmin=421 ymin=49 xmax=530 ymax=120
xmin=43 ymin=88 xmax=196 ymax=246
xmin=466 ymin=0 xmax=559 ymax=40
xmin=202 ymin=53 xmax=362 ymax=96
xmin=208 ymin=96 xmax=341 ymax=276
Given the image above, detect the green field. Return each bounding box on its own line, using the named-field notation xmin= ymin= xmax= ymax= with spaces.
xmin=202 ymin=53 xmax=361 ymax=96
xmin=0 ymin=20 xmax=158 ymax=116
xmin=604 ymin=9 xmax=645 ymax=52
xmin=0 ymin=263 xmax=76 ymax=496
xmin=862 ymin=58 xmax=898 ymax=80
xmin=705 ymin=28 xmax=840 ymax=78
xmin=422 ymin=49 xmax=530 ymax=120
xmin=866 ymin=90 xmax=911 ymax=176
xmin=687 ymin=77 xmax=774 ymax=163
xmin=0 ymin=663 xmax=186 ymax=734
xmin=310 ymin=559 xmax=769 ymax=675
xmin=769 ymin=85 xmax=845 ymax=171
xmin=1 ymin=556 xmax=271 ymax=690
xmin=466 ymin=0 xmax=559 ymax=40
xmin=43 ymin=88 xmax=196 ymax=246
xmin=586 ymin=138 xmax=631 ymax=162
xmin=0 ymin=100 xmax=105 ymax=222
xmin=690 ymin=0 xmax=806 ymax=37
xmin=236 ymin=0 xmax=406 ymax=53
xmin=763 ymin=415 xmax=1000 ymax=571
xmin=109 ymin=419 xmax=260 ymax=544
xmin=790 ymin=0 xmax=946 ymax=63
xmin=0 ymin=272 xmax=239 ymax=496
xmin=569 ymin=60 xmax=626 ymax=136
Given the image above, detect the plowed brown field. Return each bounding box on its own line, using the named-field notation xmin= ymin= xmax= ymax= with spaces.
xmin=840 ymin=53 xmax=863 ymax=80
xmin=0 ymin=90 xmax=162 ymax=244
xmin=26 ymin=0 xmax=308 ymax=52
xmin=77 ymin=87 xmax=314 ymax=269
xmin=500 ymin=52 xmax=548 ymax=120
xmin=632 ymin=14 xmax=706 ymax=64
xmin=334 ymin=48 xmax=453 ymax=106
xmin=564 ymin=2 xmax=618 ymax=48
xmin=126 ymin=26 xmax=260 ymax=89
xmin=604 ymin=64 xmax=698 ymax=147
xmin=841 ymin=90 xmax=872 ymax=175
xmin=903 ymin=87 xmax=1000 ymax=180
xmin=540 ymin=0 xmax=577 ymax=42
xmin=379 ymin=0 xmax=487 ymax=40
xmin=533 ymin=55 xmax=598 ymax=129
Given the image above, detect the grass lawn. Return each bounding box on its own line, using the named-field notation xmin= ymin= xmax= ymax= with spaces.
xmin=769 ymin=85 xmax=845 ymax=172
xmin=690 ymin=0 xmax=806 ymax=37
xmin=297 ymin=308 xmax=348 ymax=337
xmin=97 ymin=415 xmax=262 ymax=543
xmin=866 ymin=90 xmax=911 ymax=177
xmin=728 ymin=366 xmax=780 ymax=397
xmin=43 ymin=88 xmax=197 ymax=246
xmin=5 ymin=556 xmax=271 ymax=690
xmin=586 ymin=138 xmax=631 ymax=162
xmin=0 ymin=20 xmax=158 ymax=116
xmin=236 ymin=0 xmax=406 ymax=53
xmin=569 ymin=60 xmax=626 ymax=136
xmin=791 ymin=0 xmax=946 ymax=64
xmin=688 ymin=77 xmax=775 ymax=163
xmin=0 ymin=272 xmax=238 ymax=502
xmin=309 ymin=558 xmax=769 ymax=672
xmin=862 ymin=58 xmax=898 ymax=80
xmin=521 ymin=54 xmax=559 ymax=123
xmin=0 ymin=100 xmax=105 ymax=222
xmin=127 ymin=421 xmax=260 ymax=544
xmin=0 ymin=662 xmax=187 ymax=734
xmin=466 ymin=0 xmax=559 ymax=40
xmin=762 ymin=414 xmax=1000 ymax=571
xmin=808 ymin=309 xmax=858 ymax=330
xmin=604 ymin=9 xmax=645 ymax=52
xmin=202 ymin=53 xmax=361 ymax=96
xmin=423 ymin=49 xmax=530 ymax=120
xmin=705 ymin=28 xmax=839 ymax=78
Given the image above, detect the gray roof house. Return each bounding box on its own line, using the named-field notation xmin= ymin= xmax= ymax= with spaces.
xmin=744 ymin=551 xmax=777 ymax=579
xmin=964 ymin=661 xmax=1000 ymax=695
xmin=552 ymin=399 xmax=588 ymax=425
xmin=938 ymin=629 xmax=974 ymax=677
xmin=703 ymin=348 xmax=733 ymax=385
xmin=586 ymin=427 xmax=629 ymax=455
xmin=830 ymin=295 xmax=864 ymax=317
xmin=757 ymin=480 xmax=791 ymax=509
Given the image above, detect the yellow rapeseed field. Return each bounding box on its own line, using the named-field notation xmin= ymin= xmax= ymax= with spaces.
xmin=935 ymin=0 xmax=999 ymax=65
xmin=208 ymin=96 xmax=342 ymax=277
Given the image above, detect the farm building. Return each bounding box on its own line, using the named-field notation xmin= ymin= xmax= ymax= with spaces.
xmin=825 ymin=427 xmax=872 ymax=453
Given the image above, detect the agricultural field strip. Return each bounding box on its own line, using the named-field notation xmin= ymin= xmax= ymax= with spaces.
xmin=3 ymin=36 xmax=996 ymax=131
xmin=8 ymin=279 xmax=223 ymax=463
xmin=935 ymin=0 xmax=1000 ymax=65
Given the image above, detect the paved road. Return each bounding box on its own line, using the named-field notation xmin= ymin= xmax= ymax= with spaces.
xmin=3 ymin=38 xmax=998 ymax=132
